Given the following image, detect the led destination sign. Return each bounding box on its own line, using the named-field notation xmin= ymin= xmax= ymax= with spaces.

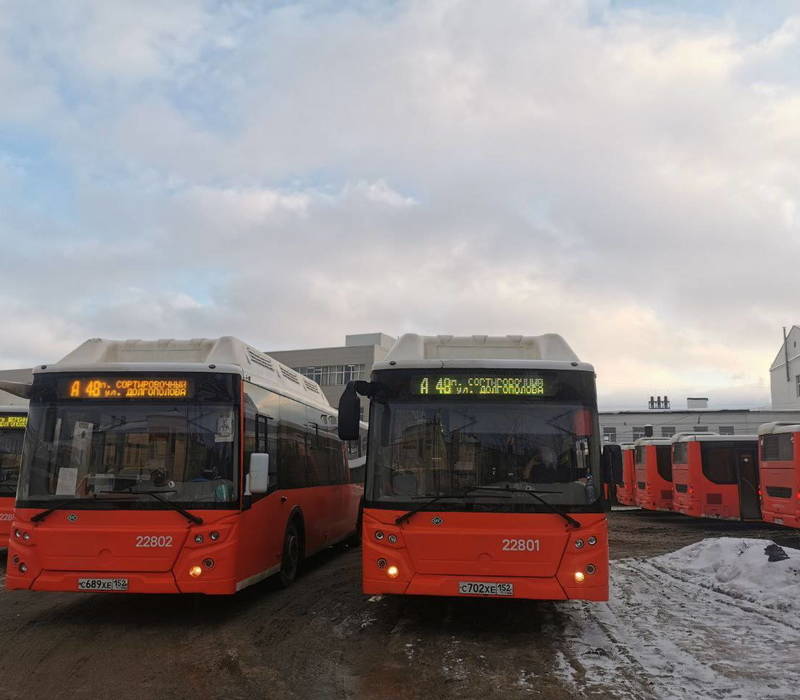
xmin=58 ymin=378 xmax=191 ymax=400
xmin=411 ymin=374 xmax=548 ymax=397
xmin=0 ymin=415 xmax=27 ymax=429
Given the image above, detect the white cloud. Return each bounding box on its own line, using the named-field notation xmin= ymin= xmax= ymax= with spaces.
xmin=0 ymin=1 xmax=798 ymax=409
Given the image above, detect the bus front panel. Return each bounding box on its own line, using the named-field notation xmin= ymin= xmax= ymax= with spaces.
xmin=362 ymin=368 xmax=608 ymax=601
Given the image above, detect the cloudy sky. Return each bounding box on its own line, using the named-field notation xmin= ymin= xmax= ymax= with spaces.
xmin=1 ymin=0 xmax=798 ymax=409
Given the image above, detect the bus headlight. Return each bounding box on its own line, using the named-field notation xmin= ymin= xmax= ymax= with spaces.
xmin=18 ymin=563 xmax=28 ymax=574
xmin=588 ymin=536 xmax=597 ymax=546
xmin=194 ymin=534 xmax=204 ymax=544
xmin=210 ymin=531 xmax=220 ymax=541
xmin=574 ymin=571 xmax=585 ymax=583
xmin=386 ymin=565 xmax=399 ymax=579
xmin=586 ymin=564 xmax=597 ymax=575
xmin=574 ymin=539 xmax=584 ymax=549
xmin=375 ymin=531 xmax=385 ymax=541
xmin=189 ymin=566 xmax=203 ymax=577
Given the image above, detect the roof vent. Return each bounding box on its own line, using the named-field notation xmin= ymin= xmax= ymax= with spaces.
xmin=246 ymin=349 xmax=274 ymax=372
xmin=303 ymin=379 xmax=320 ymax=394
xmin=281 ymin=367 xmax=300 ymax=384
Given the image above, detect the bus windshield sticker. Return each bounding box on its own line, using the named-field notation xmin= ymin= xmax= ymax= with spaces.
xmin=215 ymin=413 xmax=234 ymax=443
xmin=55 ymin=467 xmax=78 ymax=496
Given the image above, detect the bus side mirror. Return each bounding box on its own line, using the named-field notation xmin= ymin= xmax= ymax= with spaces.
xmin=338 ymin=383 xmax=361 ymax=441
xmin=249 ymin=453 xmax=271 ymax=494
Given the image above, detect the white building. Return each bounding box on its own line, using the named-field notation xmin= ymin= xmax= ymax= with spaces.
xmin=770 ymin=326 xmax=800 ymax=409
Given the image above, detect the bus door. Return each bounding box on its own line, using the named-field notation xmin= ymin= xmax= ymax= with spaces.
xmin=736 ymin=448 xmax=761 ymax=520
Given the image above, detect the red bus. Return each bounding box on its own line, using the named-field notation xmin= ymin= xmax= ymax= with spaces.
xmin=671 ymin=433 xmax=760 ymax=521
xmin=0 ymin=406 xmax=27 ymax=543
xmin=338 ymin=333 xmax=608 ymax=602
xmin=6 ymin=337 xmax=363 ymax=594
xmin=616 ymin=444 xmax=636 ymax=506
xmin=634 ymin=438 xmax=673 ymax=511
xmin=758 ymin=422 xmax=800 ymax=528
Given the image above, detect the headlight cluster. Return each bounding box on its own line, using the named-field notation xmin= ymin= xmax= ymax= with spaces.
xmin=14 ymin=528 xmax=33 ymax=544
xmin=574 ymin=535 xmax=599 ymax=549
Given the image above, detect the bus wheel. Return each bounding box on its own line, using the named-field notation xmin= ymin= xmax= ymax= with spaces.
xmin=279 ymin=520 xmax=302 ymax=588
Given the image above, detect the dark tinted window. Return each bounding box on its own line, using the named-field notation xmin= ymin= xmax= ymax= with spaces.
xmin=635 ymin=445 xmax=646 ymax=465
xmin=761 ymin=433 xmax=793 ymax=462
xmin=672 ymin=442 xmax=687 ymax=464
xmin=656 ymin=445 xmax=672 ymax=481
xmin=700 ymin=445 xmax=737 ymax=484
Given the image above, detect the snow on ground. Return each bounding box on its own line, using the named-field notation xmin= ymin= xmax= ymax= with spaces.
xmin=553 ymin=538 xmax=800 ymax=699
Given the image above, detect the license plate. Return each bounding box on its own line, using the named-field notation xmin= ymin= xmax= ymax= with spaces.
xmin=77 ymin=578 xmax=129 ymax=592
xmin=458 ymin=581 xmax=514 ymax=597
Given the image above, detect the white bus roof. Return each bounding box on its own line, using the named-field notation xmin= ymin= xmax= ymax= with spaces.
xmin=32 ymin=337 xmax=331 ymax=410
xmin=758 ymin=421 xmax=800 ymax=436
xmin=633 ymin=438 xmax=673 ymax=447
xmin=373 ymin=334 xmax=593 ymax=372
xmin=671 ymin=432 xmax=757 ymax=444
xmin=0 ymin=404 xmax=27 ymax=414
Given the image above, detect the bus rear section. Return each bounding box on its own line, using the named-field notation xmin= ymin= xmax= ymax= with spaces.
xmin=616 ymin=445 xmax=636 ymax=506
xmin=6 ymin=337 xmax=362 ymax=594
xmin=758 ymin=422 xmax=800 ymax=528
xmin=671 ymin=434 xmax=760 ymax=521
xmin=634 ymin=439 xmax=673 ymax=511
xmin=0 ymin=407 xmax=27 ymax=543
xmin=339 ymin=334 xmax=608 ymax=602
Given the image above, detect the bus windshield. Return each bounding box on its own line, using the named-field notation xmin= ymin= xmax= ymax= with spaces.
xmin=368 ymin=400 xmax=600 ymax=507
xmin=0 ymin=420 xmax=25 ymax=496
xmin=19 ymin=402 xmax=237 ymax=506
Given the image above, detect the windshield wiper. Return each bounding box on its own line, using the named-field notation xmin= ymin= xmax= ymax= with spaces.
xmin=470 ymin=486 xmax=581 ymax=529
xmin=31 ymin=498 xmax=82 ymax=523
xmin=31 ymin=490 xmax=203 ymax=526
xmin=123 ymin=488 xmax=203 ymax=525
xmin=395 ymin=487 xmax=511 ymax=525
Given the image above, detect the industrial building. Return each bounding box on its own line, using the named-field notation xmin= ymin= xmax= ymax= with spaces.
xmin=267 ymin=333 xmax=396 ymax=418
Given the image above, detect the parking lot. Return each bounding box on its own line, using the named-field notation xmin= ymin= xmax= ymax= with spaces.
xmin=0 ymin=511 xmax=796 ymax=700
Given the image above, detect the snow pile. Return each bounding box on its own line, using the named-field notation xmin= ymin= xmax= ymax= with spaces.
xmin=555 ymin=538 xmax=800 ymax=699
xmin=649 ymin=537 xmax=800 ymax=613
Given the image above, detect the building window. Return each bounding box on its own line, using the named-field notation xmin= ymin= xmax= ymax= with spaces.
xmin=796 ymin=374 xmax=800 ymax=397
xmin=718 ymin=426 xmax=735 ymax=435
xmin=693 ymin=426 xmax=708 ymax=432
xmin=602 ymin=427 xmax=617 ymax=443
xmin=661 ymin=426 xmax=676 ymax=438
xmin=632 ymin=426 xmax=646 ymax=441
xmin=294 ymin=364 xmax=365 ymax=386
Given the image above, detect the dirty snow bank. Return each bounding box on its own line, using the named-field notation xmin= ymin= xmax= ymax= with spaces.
xmin=554 ymin=538 xmax=800 ymax=699
xmin=650 ymin=537 xmax=800 ymax=612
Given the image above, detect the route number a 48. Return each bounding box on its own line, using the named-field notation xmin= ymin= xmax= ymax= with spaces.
xmin=502 ymin=538 xmax=540 ymax=552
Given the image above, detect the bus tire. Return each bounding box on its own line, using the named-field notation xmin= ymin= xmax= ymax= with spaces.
xmin=278 ymin=519 xmax=303 ymax=588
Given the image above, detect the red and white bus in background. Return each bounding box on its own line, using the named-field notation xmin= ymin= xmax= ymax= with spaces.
xmin=634 ymin=438 xmax=673 ymax=511
xmin=671 ymin=433 xmax=760 ymax=521
xmin=6 ymin=337 xmax=363 ymax=594
xmin=338 ymin=334 xmax=608 ymax=602
xmin=616 ymin=444 xmax=637 ymax=506
xmin=0 ymin=405 xmax=28 ymax=543
xmin=758 ymin=422 xmax=800 ymax=528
